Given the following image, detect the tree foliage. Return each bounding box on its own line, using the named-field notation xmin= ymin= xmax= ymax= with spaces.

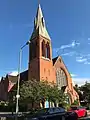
xmin=74 ymin=84 xmax=84 ymax=102
xmin=79 ymin=82 xmax=90 ymax=103
xmin=71 ymin=99 xmax=79 ymax=106
xmin=20 ymin=79 xmax=66 ymax=108
xmin=74 ymin=82 xmax=90 ymax=104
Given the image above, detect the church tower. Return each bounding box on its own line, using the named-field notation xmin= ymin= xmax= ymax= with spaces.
xmin=28 ymin=4 xmax=56 ymax=82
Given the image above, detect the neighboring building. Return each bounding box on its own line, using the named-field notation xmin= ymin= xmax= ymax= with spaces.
xmin=0 ymin=76 xmax=9 ymax=101
xmin=0 ymin=70 xmax=28 ymax=101
xmin=0 ymin=4 xmax=79 ymax=104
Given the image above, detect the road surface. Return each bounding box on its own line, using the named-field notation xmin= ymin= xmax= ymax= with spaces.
xmin=79 ymin=116 xmax=90 ymax=120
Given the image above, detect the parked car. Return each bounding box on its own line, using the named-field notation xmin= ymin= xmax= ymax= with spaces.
xmin=68 ymin=106 xmax=87 ymax=118
xmin=23 ymin=107 xmax=78 ymax=120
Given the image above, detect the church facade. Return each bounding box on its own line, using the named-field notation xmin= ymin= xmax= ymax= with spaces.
xmin=28 ymin=4 xmax=79 ymax=104
xmin=0 ymin=4 xmax=79 ymax=104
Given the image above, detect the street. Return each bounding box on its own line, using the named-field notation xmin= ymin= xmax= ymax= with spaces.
xmin=0 ymin=115 xmax=90 ymax=120
xmin=79 ymin=116 xmax=90 ymax=120
xmin=0 ymin=112 xmax=90 ymax=120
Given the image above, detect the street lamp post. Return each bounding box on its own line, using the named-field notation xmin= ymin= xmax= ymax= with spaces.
xmin=16 ymin=41 xmax=31 ymax=116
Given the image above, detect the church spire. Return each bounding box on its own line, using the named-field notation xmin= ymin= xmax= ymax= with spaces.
xmin=31 ymin=4 xmax=50 ymax=40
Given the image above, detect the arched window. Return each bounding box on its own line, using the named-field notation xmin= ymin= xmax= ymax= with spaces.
xmin=46 ymin=42 xmax=50 ymax=59
xmin=46 ymin=45 xmax=48 ymax=58
xmin=56 ymin=68 xmax=68 ymax=90
xmin=42 ymin=40 xmax=45 ymax=57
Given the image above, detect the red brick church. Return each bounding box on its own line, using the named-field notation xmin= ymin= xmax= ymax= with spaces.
xmin=0 ymin=4 xmax=79 ymax=104
xmin=28 ymin=4 xmax=79 ymax=104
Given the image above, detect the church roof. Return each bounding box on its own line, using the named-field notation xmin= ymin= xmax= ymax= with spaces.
xmin=52 ymin=56 xmax=58 ymax=65
xmin=30 ymin=4 xmax=50 ymax=40
xmin=8 ymin=70 xmax=28 ymax=83
xmin=4 ymin=70 xmax=28 ymax=93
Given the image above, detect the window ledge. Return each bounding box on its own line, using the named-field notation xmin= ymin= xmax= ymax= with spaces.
xmin=42 ymin=56 xmax=50 ymax=61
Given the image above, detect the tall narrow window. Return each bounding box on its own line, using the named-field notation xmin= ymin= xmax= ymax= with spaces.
xmin=42 ymin=40 xmax=45 ymax=57
xmin=46 ymin=46 xmax=48 ymax=58
xmin=46 ymin=42 xmax=50 ymax=59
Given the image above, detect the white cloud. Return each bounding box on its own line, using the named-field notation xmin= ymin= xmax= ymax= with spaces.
xmin=53 ymin=40 xmax=80 ymax=57
xmin=87 ymin=54 xmax=90 ymax=57
xmin=60 ymin=44 xmax=72 ymax=49
xmin=88 ymin=38 xmax=90 ymax=44
xmin=53 ymin=40 xmax=80 ymax=52
xmin=61 ymin=51 xmax=76 ymax=56
xmin=76 ymin=58 xmax=87 ymax=63
xmin=82 ymin=54 xmax=90 ymax=59
xmin=76 ymin=56 xmax=87 ymax=63
xmin=78 ymin=56 xmax=83 ymax=59
xmin=70 ymin=74 xmax=77 ymax=77
xmin=72 ymin=78 xmax=90 ymax=86
xmin=88 ymin=38 xmax=90 ymax=41
xmin=76 ymin=54 xmax=90 ymax=65
xmin=60 ymin=40 xmax=80 ymax=49
xmin=84 ymin=61 xmax=90 ymax=65
xmin=53 ymin=48 xmax=60 ymax=53
xmin=8 ymin=71 xmax=18 ymax=76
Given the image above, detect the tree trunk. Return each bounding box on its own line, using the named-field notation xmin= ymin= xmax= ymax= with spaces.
xmin=32 ymin=102 xmax=34 ymax=108
xmin=49 ymin=102 xmax=50 ymax=108
xmin=42 ymin=100 xmax=45 ymax=108
xmin=54 ymin=102 xmax=56 ymax=107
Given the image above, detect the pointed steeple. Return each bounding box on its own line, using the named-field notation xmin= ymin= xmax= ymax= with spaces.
xmin=31 ymin=4 xmax=50 ymax=40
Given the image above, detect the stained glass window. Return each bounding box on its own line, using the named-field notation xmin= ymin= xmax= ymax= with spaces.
xmin=56 ymin=68 xmax=67 ymax=89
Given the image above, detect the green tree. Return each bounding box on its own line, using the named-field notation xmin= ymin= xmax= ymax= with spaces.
xmin=74 ymin=84 xmax=84 ymax=102
xmin=80 ymin=82 xmax=90 ymax=103
xmin=20 ymin=79 xmax=67 ymax=109
xmin=71 ymin=99 xmax=79 ymax=106
xmin=20 ymin=79 xmax=41 ymax=108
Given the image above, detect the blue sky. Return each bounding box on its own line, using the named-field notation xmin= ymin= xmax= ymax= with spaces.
xmin=0 ymin=0 xmax=90 ymax=85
